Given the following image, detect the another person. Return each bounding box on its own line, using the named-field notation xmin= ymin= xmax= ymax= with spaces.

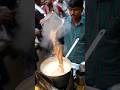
xmin=0 ymin=1 xmax=18 ymax=89
xmin=85 ymin=0 xmax=120 ymax=90
xmin=41 ymin=0 xmax=53 ymax=15
xmin=64 ymin=0 xmax=85 ymax=64
xmin=0 ymin=0 xmax=35 ymax=89
xmin=53 ymin=0 xmax=68 ymax=17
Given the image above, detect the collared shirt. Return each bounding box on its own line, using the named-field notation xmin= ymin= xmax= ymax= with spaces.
xmin=64 ymin=15 xmax=85 ymax=64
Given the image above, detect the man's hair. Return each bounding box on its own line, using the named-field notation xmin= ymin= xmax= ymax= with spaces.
xmin=68 ymin=0 xmax=83 ymax=8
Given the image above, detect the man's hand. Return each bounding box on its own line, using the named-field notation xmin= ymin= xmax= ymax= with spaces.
xmin=0 ymin=6 xmax=15 ymax=24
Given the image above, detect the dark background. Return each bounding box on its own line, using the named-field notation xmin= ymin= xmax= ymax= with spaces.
xmin=0 ymin=0 xmax=35 ymax=90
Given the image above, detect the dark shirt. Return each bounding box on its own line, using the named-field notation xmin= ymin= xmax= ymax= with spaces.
xmin=35 ymin=9 xmax=44 ymax=30
xmin=0 ymin=0 xmax=35 ymax=89
xmin=85 ymin=0 xmax=120 ymax=89
xmin=0 ymin=0 xmax=18 ymax=86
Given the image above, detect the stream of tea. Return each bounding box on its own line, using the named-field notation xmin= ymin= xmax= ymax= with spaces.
xmin=50 ymin=31 xmax=64 ymax=73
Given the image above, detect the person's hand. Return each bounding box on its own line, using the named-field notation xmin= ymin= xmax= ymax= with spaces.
xmin=0 ymin=6 xmax=15 ymax=24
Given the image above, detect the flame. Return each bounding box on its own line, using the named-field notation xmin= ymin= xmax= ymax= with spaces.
xmin=50 ymin=30 xmax=64 ymax=72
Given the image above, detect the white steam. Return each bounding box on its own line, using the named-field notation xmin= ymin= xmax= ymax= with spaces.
xmin=40 ymin=12 xmax=71 ymax=49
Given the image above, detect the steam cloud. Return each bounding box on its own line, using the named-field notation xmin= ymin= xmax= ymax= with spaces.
xmin=40 ymin=12 xmax=71 ymax=49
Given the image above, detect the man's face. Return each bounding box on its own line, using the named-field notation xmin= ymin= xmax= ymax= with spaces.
xmin=69 ymin=7 xmax=83 ymax=19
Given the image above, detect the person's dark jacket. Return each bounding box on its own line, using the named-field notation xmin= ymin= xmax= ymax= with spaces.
xmin=35 ymin=9 xmax=44 ymax=42
xmin=85 ymin=0 xmax=120 ymax=89
xmin=35 ymin=9 xmax=44 ymax=30
xmin=0 ymin=0 xmax=18 ymax=87
xmin=0 ymin=0 xmax=35 ymax=89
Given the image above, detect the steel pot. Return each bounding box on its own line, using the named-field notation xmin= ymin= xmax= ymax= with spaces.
xmin=40 ymin=56 xmax=72 ymax=89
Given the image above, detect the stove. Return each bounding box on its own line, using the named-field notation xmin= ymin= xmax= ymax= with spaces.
xmin=35 ymin=72 xmax=74 ymax=90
